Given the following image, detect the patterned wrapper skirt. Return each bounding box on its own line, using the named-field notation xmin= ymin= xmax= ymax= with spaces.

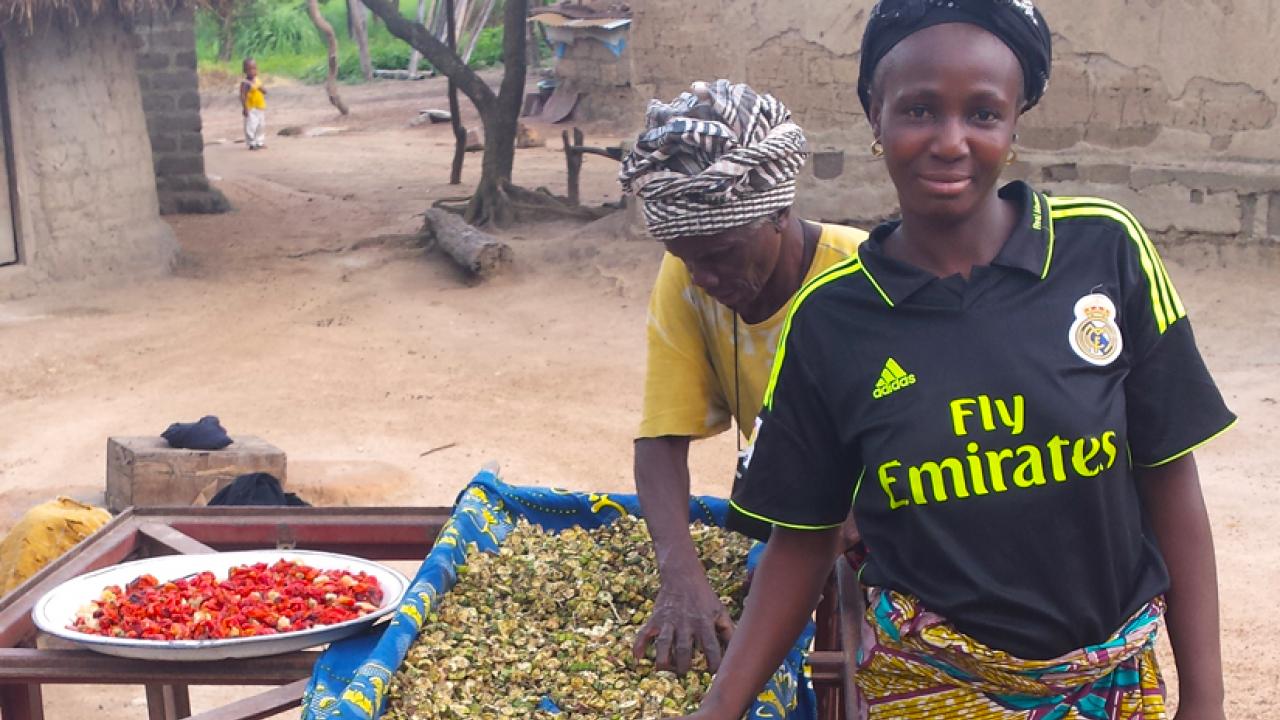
xmin=853 ymin=589 xmax=1167 ymax=720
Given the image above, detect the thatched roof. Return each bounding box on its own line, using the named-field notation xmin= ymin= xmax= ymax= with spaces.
xmin=1 ymin=0 xmax=184 ymax=31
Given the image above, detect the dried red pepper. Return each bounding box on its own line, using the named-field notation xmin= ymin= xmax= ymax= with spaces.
xmin=71 ymin=560 xmax=383 ymax=640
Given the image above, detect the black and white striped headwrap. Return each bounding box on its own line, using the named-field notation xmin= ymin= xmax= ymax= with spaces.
xmin=618 ymin=80 xmax=808 ymax=242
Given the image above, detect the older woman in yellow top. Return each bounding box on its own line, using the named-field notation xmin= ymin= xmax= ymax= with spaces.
xmin=618 ymin=80 xmax=866 ymax=676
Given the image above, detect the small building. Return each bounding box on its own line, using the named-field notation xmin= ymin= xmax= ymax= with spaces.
xmin=0 ymin=0 xmax=189 ymax=296
xmin=531 ymin=2 xmax=632 ymax=123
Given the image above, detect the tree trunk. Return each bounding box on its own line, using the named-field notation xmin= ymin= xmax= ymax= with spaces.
xmin=406 ymin=0 xmax=429 ymax=74
xmin=461 ymin=0 xmax=496 ymax=65
xmin=462 ymin=0 xmax=527 ymax=224
xmin=307 ymin=0 xmax=351 ymax=115
xmin=446 ymin=0 xmax=466 ymax=185
xmin=422 ymin=208 xmax=512 ymax=279
xmin=364 ymin=0 xmax=537 ymax=226
xmin=349 ymin=0 xmax=375 ymax=82
xmin=217 ymin=15 xmax=236 ymax=61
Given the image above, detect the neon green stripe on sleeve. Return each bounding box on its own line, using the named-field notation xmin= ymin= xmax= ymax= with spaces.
xmin=1049 ymin=202 xmax=1176 ymax=333
xmin=728 ymin=500 xmax=844 ymax=531
xmin=1137 ymin=418 xmax=1238 ymax=468
xmin=762 ymin=258 xmax=866 ymax=410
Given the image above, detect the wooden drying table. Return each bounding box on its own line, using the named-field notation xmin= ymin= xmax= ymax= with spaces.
xmin=0 ymin=506 xmax=859 ymax=720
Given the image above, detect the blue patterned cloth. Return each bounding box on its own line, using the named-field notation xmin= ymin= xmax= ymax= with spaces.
xmin=302 ymin=470 xmax=817 ymax=720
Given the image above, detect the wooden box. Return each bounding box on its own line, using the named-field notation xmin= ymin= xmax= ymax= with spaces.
xmin=105 ymin=436 xmax=287 ymax=512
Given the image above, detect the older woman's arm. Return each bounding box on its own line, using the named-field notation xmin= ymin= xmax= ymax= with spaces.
xmin=633 ymin=437 xmax=735 ymax=674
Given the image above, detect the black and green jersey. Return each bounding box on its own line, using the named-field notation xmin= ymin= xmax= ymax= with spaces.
xmin=731 ymin=181 xmax=1235 ymax=659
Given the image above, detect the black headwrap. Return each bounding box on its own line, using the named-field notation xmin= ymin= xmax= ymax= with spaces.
xmin=857 ymin=0 xmax=1053 ymax=116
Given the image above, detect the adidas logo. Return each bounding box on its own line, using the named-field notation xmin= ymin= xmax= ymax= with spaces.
xmin=872 ymin=358 xmax=917 ymax=399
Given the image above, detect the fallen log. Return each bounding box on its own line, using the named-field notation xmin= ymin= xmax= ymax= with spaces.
xmin=422 ymin=207 xmax=513 ymax=279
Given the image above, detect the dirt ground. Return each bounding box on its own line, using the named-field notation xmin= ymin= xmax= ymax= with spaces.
xmin=1 ymin=75 xmax=1277 ymax=718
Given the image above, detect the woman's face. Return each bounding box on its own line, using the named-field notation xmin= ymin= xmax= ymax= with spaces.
xmin=662 ymin=211 xmax=787 ymax=314
xmin=869 ymin=23 xmax=1024 ymax=223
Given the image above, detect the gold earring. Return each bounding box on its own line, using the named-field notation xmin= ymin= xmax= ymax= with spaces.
xmin=870 ymin=140 xmax=885 ymax=157
xmin=1005 ymin=147 xmax=1018 ymax=165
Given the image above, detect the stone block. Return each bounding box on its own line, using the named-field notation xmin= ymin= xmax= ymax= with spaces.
xmin=148 ymin=135 xmax=178 ymax=154
xmin=177 ymin=91 xmax=201 ymax=111
xmin=141 ymin=92 xmax=175 ymax=114
xmin=136 ymin=52 xmax=170 ymax=70
xmin=157 ymin=154 xmax=204 ymax=176
xmin=145 ymin=29 xmax=194 ymax=49
xmin=1080 ymin=163 xmax=1131 ymax=185
xmin=106 ymin=436 xmax=287 ymax=511
xmin=151 ymin=70 xmax=196 ymax=92
xmin=1269 ymin=193 xmax=1280 ymax=238
xmin=1018 ymin=126 xmax=1083 ymax=151
xmin=170 ymin=190 xmax=231 ymax=215
xmin=155 ymin=113 xmax=201 ymax=133
xmin=157 ymin=173 xmax=210 ymax=192
xmin=179 ymin=131 xmax=207 ymax=153
xmin=174 ymin=51 xmax=198 ymax=70
xmin=1083 ymin=124 xmax=1161 ymax=149
xmin=1043 ymin=163 xmax=1079 ymax=182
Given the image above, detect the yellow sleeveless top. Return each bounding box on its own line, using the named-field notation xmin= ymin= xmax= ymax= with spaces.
xmin=244 ymin=78 xmax=266 ymax=110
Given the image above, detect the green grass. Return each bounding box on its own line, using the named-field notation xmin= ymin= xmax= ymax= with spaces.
xmin=195 ymin=0 xmax=511 ymax=83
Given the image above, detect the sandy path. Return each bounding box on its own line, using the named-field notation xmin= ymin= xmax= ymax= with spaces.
xmin=0 ymin=77 xmax=1276 ymax=717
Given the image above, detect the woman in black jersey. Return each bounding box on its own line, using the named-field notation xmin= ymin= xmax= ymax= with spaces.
xmin=669 ymin=2 xmax=1234 ymax=719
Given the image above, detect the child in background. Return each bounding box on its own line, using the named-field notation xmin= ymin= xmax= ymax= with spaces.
xmin=240 ymin=58 xmax=267 ymax=150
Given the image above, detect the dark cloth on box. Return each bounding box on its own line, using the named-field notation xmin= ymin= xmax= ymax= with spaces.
xmin=208 ymin=472 xmax=309 ymax=507
xmin=161 ymin=415 xmax=233 ymax=450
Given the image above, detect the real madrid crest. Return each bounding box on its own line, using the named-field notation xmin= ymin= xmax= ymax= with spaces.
xmin=1069 ymin=293 xmax=1123 ymax=366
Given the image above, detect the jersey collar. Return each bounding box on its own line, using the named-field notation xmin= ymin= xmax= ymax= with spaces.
xmin=858 ymin=181 xmax=1054 ymax=307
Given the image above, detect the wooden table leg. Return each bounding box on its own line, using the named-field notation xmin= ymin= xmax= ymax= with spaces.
xmin=184 ymin=679 xmax=309 ymax=720
xmin=146 ymin=684 xmax=191 ymax=720
xmin=0 ymin=683 xmax=43 ymax=720
xmin=815 ymin=572 xmax=841 ymax=720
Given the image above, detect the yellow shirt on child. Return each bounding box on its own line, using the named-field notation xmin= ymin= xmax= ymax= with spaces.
xmin=243 ymin=78 xmax=266 ymax=110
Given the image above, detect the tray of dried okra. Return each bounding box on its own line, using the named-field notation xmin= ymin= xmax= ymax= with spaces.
xmin=302 ymin=470 xmax=815 ymax=720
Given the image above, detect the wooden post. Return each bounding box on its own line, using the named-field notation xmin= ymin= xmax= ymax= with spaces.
xmin=462 ymin=0 xmax=497 ymax=64
xmin=349 ymin=0 xmax=374 ymax=81
xmin=815 ymin=572 xmax=841 ymax=720
xmin=181 ymin=680 xmax=309 ymax=720
xmin=836 ymin=558 xmax=865 ymax=720
xmin=562 ymin=128 xmax=584 ymax=206
xmin=406 ymin=0 xmax=428 ymax=74
xmin=446 ymin=0 xmax=466 ymax=184
xmin=0 ymin=683 xmax=43 ymax=720
xmin=146 ymin=684 xmax=192 ymax=720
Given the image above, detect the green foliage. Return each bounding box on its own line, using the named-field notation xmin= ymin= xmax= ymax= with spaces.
xmin=236 ymin=1 xmax=323 ymax=56
xmin=466 ymin=26 xmax=503 ymax=68
xmin=197 ymin=0 xmax=511 ymax=83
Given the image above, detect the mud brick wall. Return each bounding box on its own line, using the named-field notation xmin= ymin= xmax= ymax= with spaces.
xmin=0 ymin=14 xmax=177 ymax=295
xmin=629 ymin=0 xmax=1280 ymax=247
xmin=131 ymin=6 xmax=229 ymax=215
xmin=554 ymin=35 xmax=634 ymax=123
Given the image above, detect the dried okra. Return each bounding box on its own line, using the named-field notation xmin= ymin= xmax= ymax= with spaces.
xmin=385 ymin=515 xmax=751 ymax=719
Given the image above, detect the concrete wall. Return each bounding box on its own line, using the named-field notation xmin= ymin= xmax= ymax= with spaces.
xmin=0 ymin=13 xmax=177 ymax=296
xmin=132 ymin=5 xmax=229 ymax=215
xmin=554 ymin=34 xmax=633 ymax=122
xmin=629 ymin=0 xmax=1280 ymax=245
